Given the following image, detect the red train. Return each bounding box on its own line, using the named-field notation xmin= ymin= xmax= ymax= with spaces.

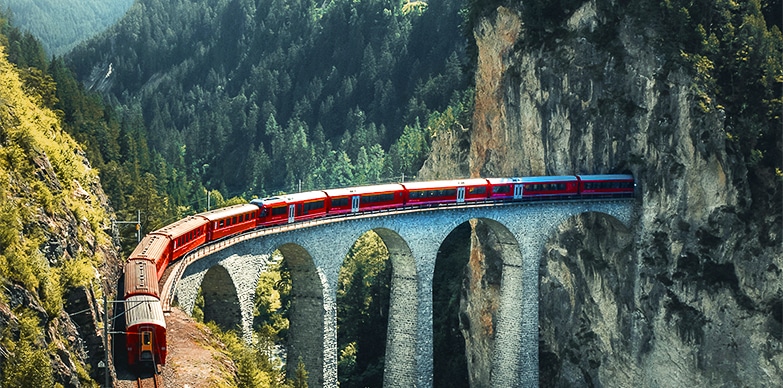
xmin=122 ymin=174 xmax=633 ymax=366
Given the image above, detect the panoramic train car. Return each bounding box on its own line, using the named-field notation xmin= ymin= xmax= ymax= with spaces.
xmin=252 ymin=191 xmax=329 ymax=226
xmin=250 ymin=196 xmax=289 ymax=226
xmin=127 ymin=234 xmax=172 ymax=280
xmin=123 ymin=259 xmax=160 ymax=299
xmin=323 ymin=184 xmax=405 ymax=214
xmin=486 ymin=177 xmax=524 ymax=201
xmin=199 ymin=203 xmax=260 ymax=241
xmin=280 ymin=191 xmax=329 ymax=223
xmin=488 ymin=176 xmax=579 ymax=200
xmin=152 ymin=216 xmax=209 ymax=264
xmin=403 ymin=178 xmax=491 ymax=206
xmin=577 ymin=174 xmax=635 ymax=197
xmin=125 ymin=295 xmax=167 ymax=366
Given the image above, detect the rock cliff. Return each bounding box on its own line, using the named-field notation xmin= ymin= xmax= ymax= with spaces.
xmin=424 ymin=1 xmax=782 ymax=386
xmin=0 ymin=47 xmax=122 ymax=386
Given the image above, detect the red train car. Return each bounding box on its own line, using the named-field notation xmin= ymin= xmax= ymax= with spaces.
xmin=282 ymin=191 xmax=328 ymax=223
xmin=487 ymin=176 xmax=579 ymax=200
xmin=252 ymin=191 xmax=329 ymax=226
xmin=123 ymin=259 xmax=160 ymax=299
xmin=251 ymin=196 xmax=288 ymax=226
xmin=323 ymin=184 xmax=405 ymax=214
xmin=125 ymin=295 xmax=167 ymax=366
xmin=128 ymin=234 xmax=171 ymax=280
xmin=198 ymin=204 xmax=260 ymax=241
xmin=152 ymin=216 xmax=209 ymax=264
xmin=577 ymin=174 xmax=635 ymax=197
xmin=403 ymin=179 xmax=490 ymax=206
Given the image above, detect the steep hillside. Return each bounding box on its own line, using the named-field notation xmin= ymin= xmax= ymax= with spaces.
xmin=421 ymin=0 xmax=782 ymax=385
xmin=0 ymin=41 xmax=121 ymax=386
xmin=1 ymin=0 xmax=133 ymax=56
xmin=66 ymin=0 xmax=472 ymax=197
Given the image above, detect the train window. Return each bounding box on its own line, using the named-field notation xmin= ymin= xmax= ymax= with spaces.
xmin=469 ymin=186 xmax=486 ymax=195
xmin=143 ymin=332 xmax=151 ymax=346
xmin=363 ymin=193 xmax=392 ymax=203
xmin=332 ymin=198 xmax=349 ymax=207
xmin=272 ymin=207 xmax=287 ymax=216
xmin=219 ymin=220 xmax=224 ymax=227
xmin=232 ymin=216 xmax=237 ymax=224
xmin=303 ymin=201 xmax=325 ymax=213
xmin=493 ymin=186 xmax=510 ymax=194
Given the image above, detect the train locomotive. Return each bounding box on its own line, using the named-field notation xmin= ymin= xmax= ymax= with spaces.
xmin=122 ymin=174 xmax=634 ymax=367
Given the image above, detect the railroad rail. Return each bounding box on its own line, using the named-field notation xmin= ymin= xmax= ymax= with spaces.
xmin=135 ymin=372 xmax=162 ymax=388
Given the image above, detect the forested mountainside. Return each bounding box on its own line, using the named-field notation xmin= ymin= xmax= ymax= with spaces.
xmin=0 ymin=15 xmax=123 ymax=386
xmin=67 ymin=0 xmax=473 ymax=205
xmin=418 ymin=0 xmax=782 ymax=386
xmin=1 ymin=0 xmax=133 ymax=56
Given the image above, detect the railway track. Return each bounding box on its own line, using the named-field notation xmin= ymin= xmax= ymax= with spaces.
xmin=135 ymin=372 xmax=163 ymax=388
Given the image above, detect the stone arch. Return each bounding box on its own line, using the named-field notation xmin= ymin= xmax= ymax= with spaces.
xmin=276 ymin=242 xmax=325 ymax=388
xmin=539 ymin=211 xmax=634 ymax=386
xmin=200 ymin=265 xmax=242 ymax=331
xmin=432 ymin=217 xmax=523 ymax=387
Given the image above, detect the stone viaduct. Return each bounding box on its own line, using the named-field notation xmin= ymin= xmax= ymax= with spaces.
xmin=162 ymin=199 xmax=634 ymax=387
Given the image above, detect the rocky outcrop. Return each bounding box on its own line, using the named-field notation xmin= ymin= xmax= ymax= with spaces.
xmin=423 ymin=1 xmax=782 ymax=385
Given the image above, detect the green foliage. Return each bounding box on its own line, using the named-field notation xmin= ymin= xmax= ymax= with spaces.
xmin=2 ymin=0 xmax=134 ymax=56
xmin=386 ymin=118 xmax=430 ymax=178
xmin=292 ymin=357 xmax=309 ymax=388
xmin=1 ymin=311 xmax=58 ymax=388
xmin=653 ymin=0 xmax=783 ymax=172
xmin=59 ymin=254 xmax=97 ymax=290
xmin=206 ymin=322 xmax=293 ymax=388
xmin=192 ymin=287 xmax=205 ymax=323
xmin=253 ymin=259 xmax=290 ymax=344
xmin=65 ymin=0 xmax=471 ymax=195
xmin=337 ymin=231 xmax=391 ymax=387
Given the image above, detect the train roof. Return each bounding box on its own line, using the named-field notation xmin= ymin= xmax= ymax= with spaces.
xmin=125 ymin=295 xmax=166 ymax=328
xmin=402 ymin=178 xmax=489 ymax=190
xmin=250 ymin=196 xmax=286 ymax=207
xmin=282 ymin=191 xmax=328 ymax=202
xmin=124 ymin=259 xmax=160 ymax=298
xmin=322 ymin=183 xmax=404 ymax=197
xmin=128 ymin=234 xmax=169 ymax=262
xmin=197 ymin=204 xmax=259 ymax=221
xmin=487 ymin=176 xmax=578 ymax=184
xmin=577 ymin=174 xmax=634 ymax=181
xmin=152 ymin=216 xmax=208 ymax=239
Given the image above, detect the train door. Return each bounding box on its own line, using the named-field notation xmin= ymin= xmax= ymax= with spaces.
xmin=351 ymin=196 xmax=360 ymax=213
xmin=140 ymin=329 xmax=154 ymax=362
xmin=514 ymin=184 xmax=524 ymax=199
xmin=288 ymin=204 xmax=296 ymax=223
xmin=457 ymin=187 xmax=466 ymax=203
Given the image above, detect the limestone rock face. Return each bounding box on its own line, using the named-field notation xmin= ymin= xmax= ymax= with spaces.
xmin=422 ymin=2 xmax=782 ymax=385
